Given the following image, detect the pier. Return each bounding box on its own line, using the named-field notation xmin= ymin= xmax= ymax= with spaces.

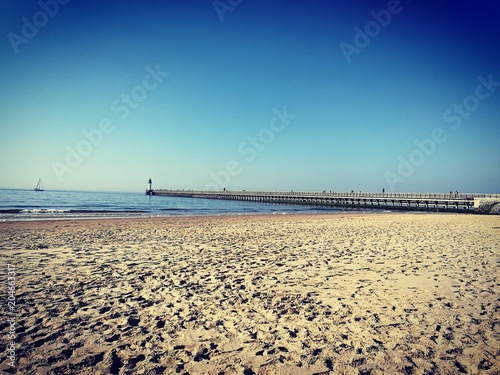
xmin=146 ymin=189 xmax=500 ymax=213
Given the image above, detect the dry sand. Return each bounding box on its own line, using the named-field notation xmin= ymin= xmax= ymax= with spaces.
xmin=0 ymin=213 xmax=499 ymax=374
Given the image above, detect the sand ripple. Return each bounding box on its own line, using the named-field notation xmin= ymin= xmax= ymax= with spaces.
xmin=0 ymin=214 xmax=499 ymax=374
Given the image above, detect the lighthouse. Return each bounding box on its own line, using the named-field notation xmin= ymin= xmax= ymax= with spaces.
xmin=146 ymin=178 xmax=153 ymax=195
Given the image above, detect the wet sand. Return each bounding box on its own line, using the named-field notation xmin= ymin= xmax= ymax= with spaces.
xmin=0 ymin=213 xmax=499 ymax=374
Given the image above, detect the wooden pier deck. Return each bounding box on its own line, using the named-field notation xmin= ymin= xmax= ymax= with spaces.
xmin=146 ymin=190 xmax=500 ymax=213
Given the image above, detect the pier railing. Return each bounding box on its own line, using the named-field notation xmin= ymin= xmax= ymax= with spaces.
xmin=147 ymin=189 xmax=499 ymax=213
xmin=152 ymin=189 xmax=499 ymax=200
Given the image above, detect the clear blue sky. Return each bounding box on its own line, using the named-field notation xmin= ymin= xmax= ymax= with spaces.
xmin=1 ymin=0 xmax=499 ymax=193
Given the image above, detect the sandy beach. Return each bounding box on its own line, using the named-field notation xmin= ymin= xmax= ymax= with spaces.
xmin=1 ymin=213 xmax=499 ymax=374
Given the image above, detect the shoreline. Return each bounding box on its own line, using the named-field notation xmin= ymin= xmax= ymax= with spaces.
xmin=0 ymin=210 xmax=380 ymax=225
xmin=1 ymin=213 xmax=499 ymax=374
xmin=0 ymin=207 xmax=474 ymax=225
xmin=0 ymin=212 xmax=386 ymax=234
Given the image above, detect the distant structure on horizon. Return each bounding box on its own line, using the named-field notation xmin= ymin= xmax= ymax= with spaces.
xmin=34 ymin=178 xmax=44 ymax=192
xmin=145 ymin=188 xmax=500 ymax=214
xmin=146 ymin=178 xmax=153 ymax=196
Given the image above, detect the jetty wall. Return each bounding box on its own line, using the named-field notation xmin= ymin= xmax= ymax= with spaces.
xmin=146 ymin=190 xmax=500 ymax=213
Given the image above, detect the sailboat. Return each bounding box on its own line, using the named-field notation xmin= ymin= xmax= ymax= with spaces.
xmin=34 ymin=178 xmax=44 ymax=191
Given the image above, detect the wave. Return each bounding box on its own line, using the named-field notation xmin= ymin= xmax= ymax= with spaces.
xmin=0 ymin=209 xmax=24 ymax=214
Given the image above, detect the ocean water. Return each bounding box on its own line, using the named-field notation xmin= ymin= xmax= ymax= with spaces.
xmin=0 ymin=189 xmax=356 ymax=221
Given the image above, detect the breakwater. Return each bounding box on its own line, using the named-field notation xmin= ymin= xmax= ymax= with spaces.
xmin=147 ymin=190 xmax=500 ymax=213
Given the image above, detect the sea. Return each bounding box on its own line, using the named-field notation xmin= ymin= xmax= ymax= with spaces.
xmin=0 ymin=189 xmax=368 ymax=221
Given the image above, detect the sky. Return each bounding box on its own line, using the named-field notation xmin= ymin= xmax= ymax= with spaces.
xmin=1 ymin=0 xmax=499 ymax=193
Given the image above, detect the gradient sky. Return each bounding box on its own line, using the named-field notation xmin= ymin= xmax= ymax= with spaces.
xmin=1 ymin=0 xmax=499 ymax=193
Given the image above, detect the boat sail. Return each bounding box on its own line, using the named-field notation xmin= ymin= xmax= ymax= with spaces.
xmin=34 ymin=178 xmax=44 ymax=191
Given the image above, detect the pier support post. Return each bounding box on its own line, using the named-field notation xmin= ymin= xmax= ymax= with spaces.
xmin=147 ymin=190 xmax=481 ymax=213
